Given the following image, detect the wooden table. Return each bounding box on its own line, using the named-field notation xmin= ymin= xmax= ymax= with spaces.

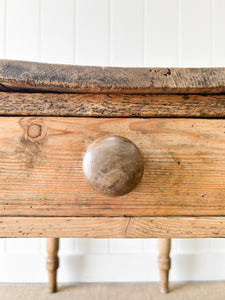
xmin=0 ymin=60 xmax=225 ymax=293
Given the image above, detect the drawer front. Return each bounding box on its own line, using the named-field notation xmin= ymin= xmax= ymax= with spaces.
xmin=0 ymin=117 xmax=225 ymax=217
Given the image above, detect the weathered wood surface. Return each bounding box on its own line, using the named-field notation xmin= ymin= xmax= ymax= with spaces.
xmin=2 ymin=92 xmax=225 ymax=117
xmin=0 ymin=60 xmax=225 ymax=94
xmin=0 ymin=217 xmax=225 ymax=238
xmin=0 ymin=117 xmax=225 ymax=216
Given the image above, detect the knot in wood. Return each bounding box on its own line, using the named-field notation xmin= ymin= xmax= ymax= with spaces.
xmin=27 ymin=124 xmax=42 ymax=138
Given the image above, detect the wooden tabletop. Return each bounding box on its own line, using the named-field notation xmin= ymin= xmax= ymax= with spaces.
xmin=0 ymin=60 xmax=225 ymax=94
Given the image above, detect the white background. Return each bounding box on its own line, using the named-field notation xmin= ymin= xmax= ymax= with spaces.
xmin=0 ymin=0 xmax=225 ymax=283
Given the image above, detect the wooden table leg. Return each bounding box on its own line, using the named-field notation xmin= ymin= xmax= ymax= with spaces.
xmin=46 ymin=238 xmax=59 ymax=293
xmin=158 ymin=238 xmax=171 ymax=294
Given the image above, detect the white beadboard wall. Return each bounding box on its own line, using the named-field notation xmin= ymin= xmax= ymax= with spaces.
xmin=0 ymin=0 xmax=225 ymax=283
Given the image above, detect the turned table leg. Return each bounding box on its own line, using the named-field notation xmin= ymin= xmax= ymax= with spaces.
xmin=46 ymin=238 xmax=59 ymax=293
xmin=158 ymin=238 xmax=171 ymax=294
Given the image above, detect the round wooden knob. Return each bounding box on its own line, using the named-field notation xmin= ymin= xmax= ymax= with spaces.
xmin=83 ymin=135 xmax=144 ymax=196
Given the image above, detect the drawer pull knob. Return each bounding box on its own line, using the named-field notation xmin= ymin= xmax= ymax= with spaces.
xmin=83 ymin=135 xmax=144 ymax=196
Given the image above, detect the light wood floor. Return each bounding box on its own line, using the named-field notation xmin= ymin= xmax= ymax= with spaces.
xmin=0 ymin=282 xmax=224 ymax=300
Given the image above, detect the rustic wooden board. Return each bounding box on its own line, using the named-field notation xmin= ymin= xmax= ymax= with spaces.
xmin=0 ymin=217 xmax=225 ymax=238
xmin=1 ymin=117 xmax=225 ymax=217
xmin=2 ymin=92 xmax=225 ymax=117
xmin=0 ymin=60 xmax=225 ymax=94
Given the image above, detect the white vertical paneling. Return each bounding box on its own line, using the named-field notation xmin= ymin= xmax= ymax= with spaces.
xmin=211 ymin=238 xmax=225 ymax=252
xmin=0 ymin=254 xmax=47 ymax=283
xmin=0 ymin=0 xmax=5 ymax=58
xmin=145 ymin=0 xmax=178 ymax=67
xmin=77 ymin=239 xmax=108 ymax=254
xmin=179 ymin=0 xmax=211 ymax=66
xmin=142 ymin=239 xmax=157 ymax=253
xmin=6 ymin=238 xmax=40 ymax=253
xmin=177 ymin=239 xmax=211 ymax=254
xmin=212 ymin=0 xmax=225 ymax=66
xmin=5 ymin=0 xmax=39 ymax=61
xmin=109 ymin=239 xmax=142 ymax=253
xmin=110 ymin=0 xmax=144 ymax=67
xmin=76 ymin=0 xmax=109 ymax=66
xmin=58 ymin=254 xmax=158 ymax=283
xmin=0 ymin=239 xmax=6 ymax=253
xmin=40 ymin=0 xmax=74 ymax=64
xmin=59 ymin=238 xmax=76 ymax=255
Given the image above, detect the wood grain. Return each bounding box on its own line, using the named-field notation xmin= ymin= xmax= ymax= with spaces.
xmin=0 ymin=117 xmax=225 ymax=216
xmin=0 ymin=60 xmax=225 ymax=94
xmin=2 ymin=92 xmax=225 ymax=117
xmin=0 ymin=217 xmax=225 ymax=238
xmin=83 ymin=135 xmax=144 ymax=196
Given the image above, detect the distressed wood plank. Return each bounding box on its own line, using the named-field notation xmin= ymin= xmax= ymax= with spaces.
xmin=2 ymin=93 xmax=225 ymax=118
xmin=0 ymin=117 xmax=225 ymax=216
xmin=0 ymin=60 xmax=225 ymax=94
xmin=0 ymin=217 xmax=225 ymax=238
